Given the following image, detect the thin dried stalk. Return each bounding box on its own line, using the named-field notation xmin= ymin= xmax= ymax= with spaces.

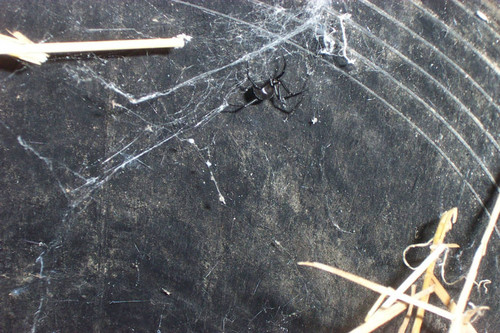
xmin=449 ymin=193 xmax=500 ymax=332
xmin=412 ymin=208 xmax=457 ymax=332
xmin=398 ymin=285 xmax=417 ymax=333
xmin=0 ymin=31 xmax=189 ymax=65
xmin=298 ymin=259 xmax=453 ymax=320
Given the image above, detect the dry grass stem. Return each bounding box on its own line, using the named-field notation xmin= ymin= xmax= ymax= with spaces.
xmin=350 ymin=287 xmax=434 ymax=333
xmin=299 ymin=199 xmax=500 ymax=332
xmin=398 ymin=285 xmax=416 ymax=333
xmin=382 ymin=243 xmax=448 ymax=308
xmin=298 ymin=260 xmax=453 ymax=320
xmin=0 ymin=31 xmax=189 ymax=65
xmin=449 ymin=193 xmax=500 ymax=332
xmin=412 ymin=208 xmax=457 ymax=332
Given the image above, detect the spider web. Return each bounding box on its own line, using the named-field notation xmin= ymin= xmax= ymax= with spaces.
xmin=1 ymin=0 xmax=499 ymax=331
xmin=9 ymin=1 xmax=328 ymax=210
xmin=4 ymin=0 xmax=497 ymax=217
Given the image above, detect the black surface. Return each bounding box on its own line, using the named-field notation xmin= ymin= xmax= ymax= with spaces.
xmin=1 ymin=1 xmax=499 ymax=332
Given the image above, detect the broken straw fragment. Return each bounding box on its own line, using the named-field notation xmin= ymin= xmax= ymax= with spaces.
xmin=0 ymin=31 xmax=191 ymax=65
xmin=0 ymin=31 xmax=48 ymax=65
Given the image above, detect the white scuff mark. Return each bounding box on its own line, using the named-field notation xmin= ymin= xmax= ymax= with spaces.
xmin=9 ymin=285 xmax=29 ymax=298
xmin=102 ymin=137 xmax=140 ymax=165
xmin=331 ymin=220 xmax=355 ymax=234
xmin=184 ymin=137 xmax=226 ymax=205
xmin=30 ymin=295 xmax=45 ymax=333
xmin=476 ymin=10 xmax=489 ymax=23
xmin=17 ymin=136 xmax=53 ymax=171
xmin=339 ymin=13 xmax=355 ymax=64
xmin=85 ymin=27 xmax=150 ymax=38
xmin=30 ymin=251 xmax=47 ymax=333
xmin=35 ymin=253 xmax=45 ymax=278
xmin=204 ymin=261 xmax=220 ymax=279
xmin=212 ymin=174 xmax=226 ymax=204
xmin=205 ymin=146 xmax=226 ymax=205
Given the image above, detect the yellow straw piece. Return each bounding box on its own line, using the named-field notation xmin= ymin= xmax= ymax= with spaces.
xmin=449 ymin=193 xmax=500 ymax=332
xmin=299 ymin=203 xmax=496 ymax=332
xmin=0 ymin=31 xmax=190 ymax=65
xmin=298 ymin=261 xmax=453 ymax=320
xmin=0 ymin=31 xmax=48 ymax=64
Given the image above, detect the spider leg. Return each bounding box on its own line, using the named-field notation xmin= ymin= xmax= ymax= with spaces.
xmin=279 ymin=80 xmax=292 ymax=94
xmin=275 ymin=81 xmax=292 ymax=103
xmin=274 ymin=56 xmax=287 ymax=80
xmin=271 ymin=98 xmax=294 ymax=114
xmin=271 ymin=90 xmax=304 ymax=115
xmin=284 ymin=90 xmax=303 ymax=100
xmin=222 ymin=98 xmax=260 ymax=113
xmin=275 ymin=80 xmax=303 ymax=104
xmin=246 ymin=62 xmax=260 ymax=88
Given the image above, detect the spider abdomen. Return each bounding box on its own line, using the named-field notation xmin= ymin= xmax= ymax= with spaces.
xmin=222 ymin=57 xmax=304 ymax=114
xmin=253 ymin=83 xmax=274 ymax=101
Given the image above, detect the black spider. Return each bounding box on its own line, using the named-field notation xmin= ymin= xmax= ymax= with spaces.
xmin=223 ymin=57 xmax=304 ymax=115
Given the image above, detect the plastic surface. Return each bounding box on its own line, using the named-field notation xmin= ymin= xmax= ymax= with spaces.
xmin=1 ymin=1 xmax=499 ymax=331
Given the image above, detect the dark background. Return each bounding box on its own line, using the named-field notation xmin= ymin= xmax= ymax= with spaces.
xmin=1 ymin=1 xmax=499 ymax=332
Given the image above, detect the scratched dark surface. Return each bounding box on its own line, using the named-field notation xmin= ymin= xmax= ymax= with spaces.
xmin=0 ymin=1 xmax=499 ymax=332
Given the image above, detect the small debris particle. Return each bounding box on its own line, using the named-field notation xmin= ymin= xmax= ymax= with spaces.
xmin=476 ymin=10 xmax=489 ymax=23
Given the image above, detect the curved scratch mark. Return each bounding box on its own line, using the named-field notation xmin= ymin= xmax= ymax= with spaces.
xmin=359 ymin=0 xmax=500 ymax=114
xmin=325 ymin=7 xmax=500 ymax=154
